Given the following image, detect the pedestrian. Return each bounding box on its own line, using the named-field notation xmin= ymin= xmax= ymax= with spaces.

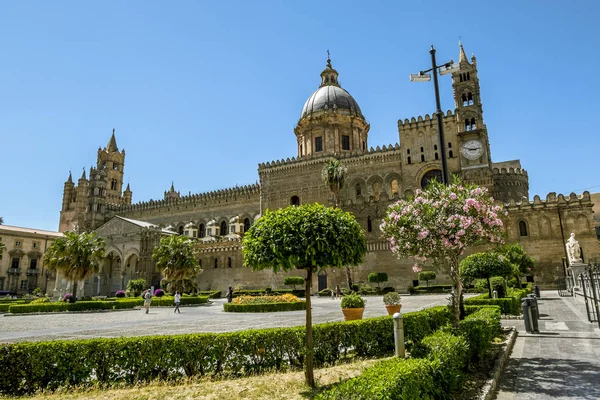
xmin=144 ymin=288 xmax=153 ymax=314
xmin=174 ymin=291 xmax=181 ymax=313
xmin=336 ymin=285 xmax=342 ymax=299
xmin=226 ymin=286 xmax=234 ymax=303
xmin=331 ymin=288 xmax=335 ymax=300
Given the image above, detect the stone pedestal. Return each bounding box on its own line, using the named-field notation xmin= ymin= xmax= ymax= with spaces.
xmin=568 ymin=263 xmax=588 ymax=288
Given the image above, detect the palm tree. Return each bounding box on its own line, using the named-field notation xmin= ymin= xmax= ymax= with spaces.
xmin=153 ymin=235 xmax=202 ymax=292
xmin=321 ymin=159 xmax=354 ymax=290
xmin=0 ymin=216 xmax=4 ymax=225
xmin=43 ymin=231 xmax=105 ymax=302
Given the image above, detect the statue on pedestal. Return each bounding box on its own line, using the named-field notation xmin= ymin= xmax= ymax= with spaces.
xmin=566 ymin=232 xmax=582 ymax=265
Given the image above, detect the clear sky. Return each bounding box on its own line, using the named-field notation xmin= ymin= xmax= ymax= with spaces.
xmin=1 ymin=1 xmax=599 ymax=231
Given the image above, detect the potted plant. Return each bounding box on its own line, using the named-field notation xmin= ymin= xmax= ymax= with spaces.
xmin=383 ymin=292 xmax=401 ymax=315
xmin=341 ymin=292 xmax=366 ymax=321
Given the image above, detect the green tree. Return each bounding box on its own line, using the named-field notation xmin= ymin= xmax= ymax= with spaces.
xmin=367 ymin=272 xmax=388 ymax=290
xmin=126 ymin=278 xmax=147 ymax=297
xmin=321 ymin=159 xmax=354 ymax=291
xmin=418 ymin=270 xmax=436 ymax=287
xmin=459 ymin=252 xmax=514 ymax=298
xmin=0 ymin=240 xmax=5 ymax=259
xmin=283 ymin=276 xmax=305 ymax=290
xmin=0 ymin=216 xmax=4 ymax=225
xmin=242 ymin=203 xmax=366 ymax=387
xmin=496 ymin=243 xmax=535 ymax=288
xmin=43 ymin=231 xmax=105 ymax=302
xmin=152 ymin=235 xmax=202 ymax=293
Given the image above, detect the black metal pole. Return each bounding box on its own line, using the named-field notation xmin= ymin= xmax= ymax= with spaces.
xmin=430 ymin=45 xmax=449 ymax=185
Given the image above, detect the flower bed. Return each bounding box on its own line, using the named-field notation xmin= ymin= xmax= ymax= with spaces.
xmin=224 ymin=294 xmax=303 ymax=312
xmin=0 ymin=306 xmax=458 ymax=395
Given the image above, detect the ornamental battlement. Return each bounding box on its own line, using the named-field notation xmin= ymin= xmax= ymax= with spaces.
xmin=107 ymin=183 xmax=260 ymax=212
xmin=503 ymin=191 xmax=593 ymax=211
xmin=258 ymin=143 xmax=401 ymax=172
xmin=492 ymin=167 xmax=528 ymax=176
xmin=397 ymin=110 xmax=456 ymax=130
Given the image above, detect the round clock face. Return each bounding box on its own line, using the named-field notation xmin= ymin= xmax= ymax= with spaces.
xmin=461 ymin=139 xmax=484 ymax=160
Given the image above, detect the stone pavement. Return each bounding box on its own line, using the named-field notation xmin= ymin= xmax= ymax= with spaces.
xmin=0 ymin=293 xmax=453 ymax=343
xmin=495 ymin=291 xmax=600 ymax=400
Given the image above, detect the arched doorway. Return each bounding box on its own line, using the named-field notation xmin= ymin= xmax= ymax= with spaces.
xmin=420 ymin=169 xmax=442 ymax=189
xmin=317 ymin=270 xmax=328 ymax=292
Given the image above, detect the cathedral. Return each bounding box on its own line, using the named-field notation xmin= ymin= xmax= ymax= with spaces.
xmin=56 ymin=44 xmax=598 ymax=297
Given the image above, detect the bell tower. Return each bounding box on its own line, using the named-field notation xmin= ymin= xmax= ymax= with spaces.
xmin=97 ymin=129 xmax=126 ymax=200
xmin=451 ymin=42 xmax=493 ymax=187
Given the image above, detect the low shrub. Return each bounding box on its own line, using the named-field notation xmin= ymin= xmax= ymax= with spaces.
xmin=112 ymin=299 xmax=144 ymax=309
xmin=30 ymin=298 xmax=50 ymax=304
xmin=357 ymin=285 xmax=377 ymax=296
xmin=316 ymin=358 xmax=436 ymax=400
xmin=411 ymin=284 xmax=453 ymax=294
xmin=8 ymin=301 xmax=117 ymax=314
xmin=283 ymin=276 xmax=305 ymax=289
xmin=340 ymin=293 xmax=365 ymax=308
xmin=0 ymin=306 xmax=453 ymax=395
xmin=418 ymin=270 xmax=437 ymax=287
xmin=115 ymin=290 xmax=126 ymax=298
xmin=458 ymin=306 xmax=501 ymax=363
xmin=465 ymin=287 xmax=529 ymax=314
xmin=383 ymin=292 xmax=401 ymax=306
xmin=223 ymin=301 xmax=306 ymax=313
xmin=367 ymin=272 xmax=388 ymax=289
xmin=152 ymin=296 xmax=209 ymax=307
xmin=318 ymin=288 xmax=332 ymax=297
xmin=232 ymin=294 xmax=299 ymax=305
xmin=490 ymin=276 xmax=507 ymax=298
xmin=381 ymin=286 xmax=395 ymax=294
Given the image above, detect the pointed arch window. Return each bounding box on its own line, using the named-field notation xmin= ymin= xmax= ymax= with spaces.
xmin=367 ymin=216 xmax=373 ymax=232
xmin=518 ymin=220 xmax=529 ymax=237
xmin=228 ymin=257 xmax=232 ymax=268
xmin=290 ymin=196 xmax=300 ymax=206
xmin=467 ymin=92 xmax=474 ymax=105
xmin=435 ymin=153 xmax=439 ymax=160
xmin=407 ymin=156 xmax=411 ymax=164
xmin=199 ymin=223 xmax=205 ymax=238
xmin=220 ymin=221 xmax=227 ymax=235
xmin=355 ymin=184 xmax=361 ymax=197
xmin=449 ymin=150 xmax=454 ymax=158
xmin=178 ymin=226 xmax=184 ymax=235
xmin=448 ymin=142 xmax=452 ymax=149
xmin=243 ymin=218 xmax=251 ymax=232
xmin=420 ymin=154 xmax=425 ymax=162
xmin=214 ymin=258 xmax=218 ymax=268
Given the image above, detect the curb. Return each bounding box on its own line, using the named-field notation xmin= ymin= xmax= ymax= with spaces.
xmin=479 ymin=327 xmax=518 ymax=400
xmin=2 ymin=302 xmax=214 ymax=317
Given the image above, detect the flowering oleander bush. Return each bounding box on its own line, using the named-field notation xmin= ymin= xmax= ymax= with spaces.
xmin=381 ymin=177 xmax=506 ymax=326
xmin=62 ymin=293 xmax=73 ymax=302
xmin=115 ymin=290 xmax=126 ymax=298
xmin=154 ymin=289 xmax=165 ymax=297
xmin=232 ymin=294 xmax=300 ymax=305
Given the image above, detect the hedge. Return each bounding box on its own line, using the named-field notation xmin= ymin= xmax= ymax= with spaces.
xmin=197 ymin=291 xmax=221 ymax=299
xmin=464 ymin=287 xmax=529 ymax=314
xmin=0 ymin=306 xmax=452 ymax=395
xmin=233 ymin=289 xmax=305 ymax=298
xmin=223 ymin=301 xmax=306 ymax=313
xmin=317 ymin=307 xmax=501 ymax=400
xmin=8 ymin=301 xmax=118 ymax=314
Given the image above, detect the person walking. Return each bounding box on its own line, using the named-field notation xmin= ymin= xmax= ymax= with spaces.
xmin=336 ymin=285 xmax=342 ymax=299
xmin=144 ymin=288 xmax=153 ymax=314
xmin=226 ymin=286 xmax=234 ymax=303
xmin=174 ymin=291 xmax=181 ymax=313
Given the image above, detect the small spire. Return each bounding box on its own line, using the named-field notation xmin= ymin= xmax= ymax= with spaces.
xmin=67 ymin=170 xmax=73 ymax=183
xmin=170 ymin=181 xmax=175 ymax=192
xmin=320 ymin=50 xmax=339 ymax=87
xmin=125 ymin=183 xmax=131 ymax=191
xmin=326 ymin=49 xmax=332 ymax=69
xmin=106 ymin=129 xmax=119 ymax=152
xmin=80 ymin=167 xmax=87 ymax=180
xmin=459 ymin=40 xmax=468 ymax=63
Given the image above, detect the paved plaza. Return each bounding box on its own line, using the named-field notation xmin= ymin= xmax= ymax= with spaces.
xmin=496 ymin=291 xmax=600 ymax=400
xmin=0 ymin=294 xmax=453 ymax=343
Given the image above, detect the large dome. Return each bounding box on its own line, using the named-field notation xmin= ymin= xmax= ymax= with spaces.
xmin=300 ymin=85 xmax=363 ymax=120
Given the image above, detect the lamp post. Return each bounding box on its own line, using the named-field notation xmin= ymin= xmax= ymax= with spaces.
xmin=410 ymin=45 xmax=459 ymax=185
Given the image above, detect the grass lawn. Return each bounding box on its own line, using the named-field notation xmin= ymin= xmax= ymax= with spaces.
xmin=13 ymin=359 xmax=380 ymax=400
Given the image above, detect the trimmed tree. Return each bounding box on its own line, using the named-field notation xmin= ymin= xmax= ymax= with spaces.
xmin=153 ymin=235 xmax=202 ymax=293
xmin=242 ymin=203 xmax=366 ymax=387
xmin=43 ymin=231 xmax=105 ymax=302
xmin=321 ymin=159 xmax=355 ymax=291
xmin=381 ymin=177 xmax=505 ymax=327
xmin=126 ymin=278 xmax=147 ymax=297
xmin=418 ymin=270 xmax=437 ymax=287
xmin=283 ymin=276 xmax=305 ymax=290
xmin=496 ymin=243 xmax=535 ymax=288
xmin=459 ymin=252 xmax=514 ymax=298
xmin=367 ymin=272 xmax=388 ymax=290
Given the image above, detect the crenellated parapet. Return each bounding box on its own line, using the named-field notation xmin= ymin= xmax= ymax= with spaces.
xmin=107 ymin=183 xmax=261 ymax=213
xmin=492 ymin=166 xmax=529 ymax=203
xmin=259 ymin=143 xmax=401 ymax=173
xmin=503 ymin=191 xmax=592 ymax=212
xmin=397 ymin=110 xmax=456 ymax=131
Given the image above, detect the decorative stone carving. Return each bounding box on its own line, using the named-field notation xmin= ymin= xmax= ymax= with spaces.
xmin=566 ymin=232 xmax=582 ymax=265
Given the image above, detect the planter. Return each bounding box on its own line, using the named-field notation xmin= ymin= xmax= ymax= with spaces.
xmin=342 ymin=307 xmax=364 ymax=321
xmin=385 ymin=304 xmax=402 ymax=315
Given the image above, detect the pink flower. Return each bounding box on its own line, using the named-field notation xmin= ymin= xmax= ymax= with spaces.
xmin=412 ymin=264 xmax=422 ymax=273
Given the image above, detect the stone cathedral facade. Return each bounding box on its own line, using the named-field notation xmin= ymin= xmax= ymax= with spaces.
xmin=56 ymin=44 xmax=598 ymax=297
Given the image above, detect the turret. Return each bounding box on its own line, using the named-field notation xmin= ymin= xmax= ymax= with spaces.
xmin=164 ymin=182 xmax=181 ymax=201
xmin=123 ymin=183 xmax=132 ymax=205
xmin=61 ymin=171 xmax=75 ymax=211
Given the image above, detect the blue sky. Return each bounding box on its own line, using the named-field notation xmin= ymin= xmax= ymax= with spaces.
xmin=1 ymin=1 xmax=599 ymax=231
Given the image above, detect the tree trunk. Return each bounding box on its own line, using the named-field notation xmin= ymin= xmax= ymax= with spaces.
xmin=487 ymin=277 xmax=492 ymax=298
xmin=345 ymin=267 xmax=353 ymax=291
xmin=453 ymin=277 xmax=463 ymax=327
xmin=72 ymin=281 xmax=78 ymax=303
xmin=304 ymin=267 xmax=315 ymax=387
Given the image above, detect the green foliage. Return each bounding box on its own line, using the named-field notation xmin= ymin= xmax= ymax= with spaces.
xmin=231 ymin=289 xmax=305 ymax=298
xmin=0 ymin=307 xmax=452 ymax=395
xmin=283 ymin=276 xmax=305 ymax=289
xmin=418 ymin=270 xmax=437 ymax=286
xmin=321 ymin=159 xmax=347 ymax=207
xmin=459 ymin=252 xmax=514 ymax=280
xmin=340 ymin=293 xmax=365 ymax=309
xmin=197 ymin=290 xmax=222 ymax=299
xmin=8 ymin=301 xmax=117 ymax=313
xmin=223 ymin=301 xmax=306 ymax=313
xmin=357 ymin=285 xmax=377 ymax=296
xmin=30 ymin=297 xmax=50 ymax=304
xmin=242 ymin=203 xmax=366 ymax=272
xmin=497 ymin=243 xmax=536 ymax=276
xmin=464 ymin=288 xmax=529 ymax=314
xmin=367 ymin=272 xmax=388 ymax=289
xmin=410 ymin=284 xmax=453 ymax=294
xmin=152 ymin=235 xmax=202 ymax=287
xmin=473 ymin=279 xmax=489 ymax=293
xmin=32 ymin=288 xmax=42 ymax=296
xmin=126 ymin=278 xmax=146 ymax=297
xmin=383 ymin=292 xmax=401 ymax=306
xmin=490 ymin=276 xmax=507 ymax=298
xmin=459 ymin=307 xmax=501 ymax=362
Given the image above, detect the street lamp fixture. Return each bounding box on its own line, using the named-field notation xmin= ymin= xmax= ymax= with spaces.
xmin=410 ymin=45 xmax=459 ymax=184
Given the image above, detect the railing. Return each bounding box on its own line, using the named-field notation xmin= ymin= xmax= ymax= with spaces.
xmin=578 ymin=264 xmax=600 ymax=329
xmin=556 ymin=275 xmax=574 ymax=297
xmin=26 ymin=268 xmax=40 ymax=275
xmin=8 ymin=268 xmax=21 ymax=275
